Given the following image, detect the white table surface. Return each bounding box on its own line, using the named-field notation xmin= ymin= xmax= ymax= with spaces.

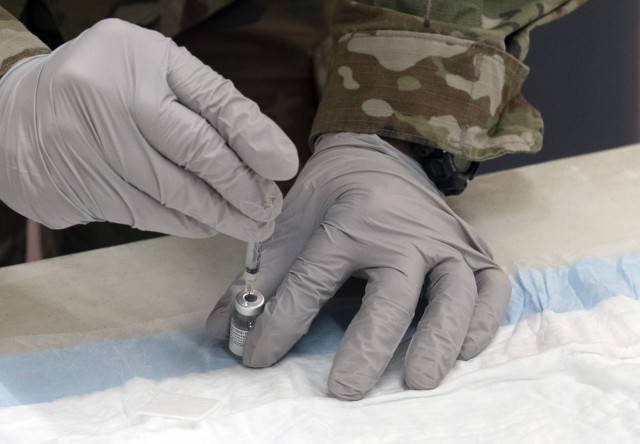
xmin=1 ymin=144 xmax=639 ymax=345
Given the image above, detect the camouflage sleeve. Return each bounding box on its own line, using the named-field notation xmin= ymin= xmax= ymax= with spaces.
xmin=0 ymin=6 xmax=50 ymax=78
xmin=311 ymin=0 xmax=587 ymax=161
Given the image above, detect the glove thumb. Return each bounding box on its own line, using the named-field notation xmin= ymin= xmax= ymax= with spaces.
xmin=206 ymin=281 xmax=244 ymax=340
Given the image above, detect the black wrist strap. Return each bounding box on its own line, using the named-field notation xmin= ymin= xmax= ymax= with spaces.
xmin=412 ymin=145 xmax=479 ymax=196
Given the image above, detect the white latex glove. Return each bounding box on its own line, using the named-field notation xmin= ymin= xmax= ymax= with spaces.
xmin=207 ymin=132 xmax=511 ymax=400
xmin=0 ymin=19 xmax=298 ymax=240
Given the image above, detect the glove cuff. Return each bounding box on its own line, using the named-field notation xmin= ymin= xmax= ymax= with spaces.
xmin=314 ymin=132 xmax=437 ymax=191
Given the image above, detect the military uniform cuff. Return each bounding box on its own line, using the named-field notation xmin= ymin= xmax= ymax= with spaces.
xmin=311 ymin=30 xmax=543 ymax=162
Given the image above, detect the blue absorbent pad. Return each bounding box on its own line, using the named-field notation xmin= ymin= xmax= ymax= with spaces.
xmin=1 ymin=255 xmax=640 ymax=408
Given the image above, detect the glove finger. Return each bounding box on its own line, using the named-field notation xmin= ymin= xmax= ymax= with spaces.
xmin=328 ymin=267 xmax=422 ymax=401
xmin=250 ymin=178 xmax=334 ymax=298
xmin=166 ymin=44 xmax=298 ymax=181
xmin=205 ymin=180 xmax=323 ymax=336
xmin=242 ymin=222 xmax=357 ymax=368
xmin=104 ymin=142 xmax=277 ymax=240
xmin=404 ymin=257 xmax=477 ymax=390
xmin=135 ymin=98 xmax=284 ymax=224
xmin=204 ymin=235 xmax=300 ymax=341
xmin=205 ymin=276 xmax=244 ymax=341
xmin=459 ymin=267 xmax=512 ymax=360
xmin=88 ymin=172 xmax=225 ymax=237
xmin=204 ymin=214 xmax=314 ymax=341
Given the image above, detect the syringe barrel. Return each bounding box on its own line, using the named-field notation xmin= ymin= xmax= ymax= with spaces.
xmin=244 ymin=241 xmax=263 ymax=274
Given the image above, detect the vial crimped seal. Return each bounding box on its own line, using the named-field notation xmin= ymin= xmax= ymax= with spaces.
xmin=228 ymin=290 xmax=265 ymax=358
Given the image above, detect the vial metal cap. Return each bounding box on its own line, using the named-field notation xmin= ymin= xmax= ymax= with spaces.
xmin=235 ymin=290 xmax=265 ymax=316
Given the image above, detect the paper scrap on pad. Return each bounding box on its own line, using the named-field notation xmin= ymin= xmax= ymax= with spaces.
xmin=137 ymin=392 xmax=219 ymax=421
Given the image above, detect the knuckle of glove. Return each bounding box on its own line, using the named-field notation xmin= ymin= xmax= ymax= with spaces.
xmin=205 ymin=285 xmax=243 ymax=340
xmin=205 ymin=304 xmax=233 ymax=340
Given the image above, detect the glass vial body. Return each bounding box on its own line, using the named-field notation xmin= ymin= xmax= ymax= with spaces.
xmin=229 ymin=290 xmax=265 ymax=358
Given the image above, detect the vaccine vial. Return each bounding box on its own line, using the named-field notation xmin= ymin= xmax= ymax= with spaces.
xmin=229 ymin=289 xmax=265 ymax=358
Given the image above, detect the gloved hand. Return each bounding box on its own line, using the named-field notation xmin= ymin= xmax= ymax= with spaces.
xmin=0 ymin=19 xmax=298 ymax=241
xmin=207 ymin=132 xmax=511 ymax=400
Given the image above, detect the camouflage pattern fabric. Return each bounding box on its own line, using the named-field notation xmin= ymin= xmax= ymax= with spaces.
xmin=311 ymin=0 xmax=588 ymax=161
xmin=1 ymin=0 xmax=587 ymax=158
xmin=0 ymin=6 xmax=50 ymax=77
xmin=0 ymin=0 xmax=586 ymax=264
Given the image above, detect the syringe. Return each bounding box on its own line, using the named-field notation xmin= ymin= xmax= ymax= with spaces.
xmin=243 ymin=241 xmax=263 ymax=294
xmin=228 ymin=241 xmax=264 ymax=358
